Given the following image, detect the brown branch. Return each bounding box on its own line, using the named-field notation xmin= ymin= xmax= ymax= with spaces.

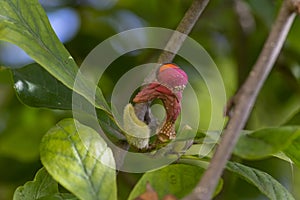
xmin=143 ymin=0 xmax=210 ymax=85
xmin=134 ymin=0 xmax=210 ymax=122
xmin=157 ymin=0 xmax=210 ymax=64
xmin=184 ymin=0 xmax=298 ymax=199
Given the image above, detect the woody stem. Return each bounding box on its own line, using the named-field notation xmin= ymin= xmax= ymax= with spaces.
xmin=184 ymin=1 xmax=298 ymax=199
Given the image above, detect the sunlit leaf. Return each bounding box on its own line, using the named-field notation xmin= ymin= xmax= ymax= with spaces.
xmin=40 ymin=118 xmax=117 ymax=200
xmin=13 ymin=168 xmax=58 ymax=200
xmin=233 ymin=126 xmax=300 ymax=160
xmin=0 ymin=0 xmax=109 ymax=112
xmin=227 ymin=162 xmax=295 ymax=200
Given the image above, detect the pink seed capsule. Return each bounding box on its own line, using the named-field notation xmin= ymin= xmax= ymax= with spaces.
xmin=133 ymin=63 xmax=188 ymax=142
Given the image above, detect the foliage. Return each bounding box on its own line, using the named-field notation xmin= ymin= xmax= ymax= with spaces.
xmin=1 ymin=0 xmax=300 ymax=200
xmin=128 ymin=164 xmax=216 ymax=199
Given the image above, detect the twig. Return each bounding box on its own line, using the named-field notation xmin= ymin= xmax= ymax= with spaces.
xmin=144 ymin=0 xmax=210 ymax=85
xmin=184 ymin=1 xmax=298 ymax=199
xmin=134 ymin=0 xmax=210 ymax=122
xmin=157 ymin=0 xmax=210 ymax=64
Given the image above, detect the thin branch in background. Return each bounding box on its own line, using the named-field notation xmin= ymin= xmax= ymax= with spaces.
xmin=184 ymin=0 xmax=298 ymax=199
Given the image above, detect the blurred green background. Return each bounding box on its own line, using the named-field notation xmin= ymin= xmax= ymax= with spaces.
xmin=1 ymin=0 xmax=300 ymax=199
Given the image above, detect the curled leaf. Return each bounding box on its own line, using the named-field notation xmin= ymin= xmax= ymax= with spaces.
xmin=123 ymin=103 xmax=150 ymax=149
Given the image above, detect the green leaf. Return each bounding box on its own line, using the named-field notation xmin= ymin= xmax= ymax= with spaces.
xmin=37 ymin=193 xmax=78 ymax=200
xmin=13 ymin=167 xmax=58 ymax=200
xmin=128 ymin=164 xmax=207 ymax=200
xmin=12 ymin=63 xmax=126 ymax=141
xmin=40 ymin=118 xmax=117 ymax=200
xmin=284 ymin=110 xmax=300 ymax=126
xmin=12 ymin=63 xmax=73 ymax=110
xmin=96 ymin=109 xmax=126 ymax=142
xmin=226 ymin=162 xmax=295 ymax=200
xmin=233 ymin=126 xmax=300 ymax=160
xmin=284 ymin=136 xmax=300 ymax=168
xmin=0 ymin=0 xmax=109 ymax=112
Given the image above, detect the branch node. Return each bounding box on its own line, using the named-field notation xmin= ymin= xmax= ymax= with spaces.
xmin=286 ymin=0 xmax=300 ymax=13
xmin=293 ymin=1 xmax=300 ymax=13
